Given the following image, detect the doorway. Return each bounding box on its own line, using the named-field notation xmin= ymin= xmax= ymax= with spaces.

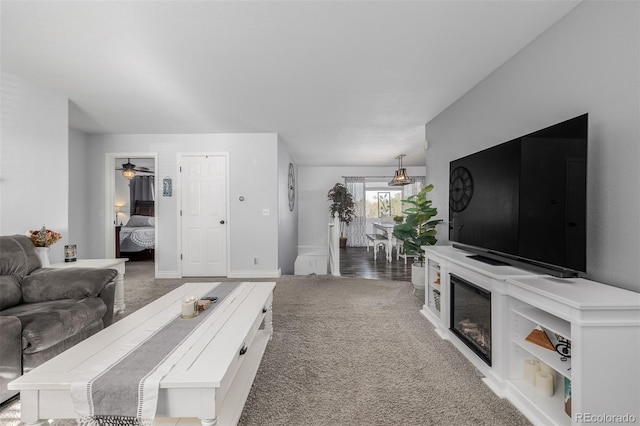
xmin=180 ymin=154 xmax=228 ymax=277
xmin=105 ymin=153 xmax=158 ymax=272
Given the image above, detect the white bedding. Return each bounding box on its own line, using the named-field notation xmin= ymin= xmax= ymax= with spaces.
xmin=119 ymin=215 xmax=155 ymax=252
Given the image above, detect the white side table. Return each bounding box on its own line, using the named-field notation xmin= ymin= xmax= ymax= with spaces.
xmin=49 ymin=258 xmax=128 ymax=314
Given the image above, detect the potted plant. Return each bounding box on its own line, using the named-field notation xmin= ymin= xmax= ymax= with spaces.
xmin=393 ymin=184 xmax=443 ymax=290
xmin=327 ymin=183 xmax=356 ymax=248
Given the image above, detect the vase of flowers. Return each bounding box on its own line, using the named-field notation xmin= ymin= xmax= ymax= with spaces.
xmin=28 ymin=225 xmax=61 ymax=267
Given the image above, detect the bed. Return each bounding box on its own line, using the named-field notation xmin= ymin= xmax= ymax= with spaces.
xmin=115 ymin=200 xmax=155 ymax=261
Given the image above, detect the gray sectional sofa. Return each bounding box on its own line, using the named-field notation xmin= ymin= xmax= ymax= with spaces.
xmin=0 ymin=235 xmax=117 ymax=404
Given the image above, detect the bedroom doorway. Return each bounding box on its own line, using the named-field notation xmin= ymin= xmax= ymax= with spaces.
xmin=105 ymin=153 xmax=158 ymax=269
xmin=180 ymin=154 xmax=228 ymax=277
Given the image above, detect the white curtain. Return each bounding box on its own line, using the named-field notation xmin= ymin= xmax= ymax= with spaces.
xmin=344 ymin=177 xmax=366 ymax=247
xmin=401 ymin=176 xmax=425 ymax=213
xmin=403 ymin=176 xmax=425 ymax=199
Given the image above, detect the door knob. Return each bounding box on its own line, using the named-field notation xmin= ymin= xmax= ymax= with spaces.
xmin=220 ymin=220 xmax=225 ymax=224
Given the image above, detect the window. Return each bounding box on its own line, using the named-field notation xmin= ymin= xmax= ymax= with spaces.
xmin=365 ymin=178 xmax=403 ymax=218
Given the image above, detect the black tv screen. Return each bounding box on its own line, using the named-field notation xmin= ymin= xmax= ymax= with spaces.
xmin=449 ymin=114 xmax=587 ymax=276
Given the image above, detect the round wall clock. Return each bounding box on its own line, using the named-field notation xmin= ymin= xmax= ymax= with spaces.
xmin=288 ymin=163 xmax=295 ymax=211
xmin=449 ymin=166 xmax=473 ymax=212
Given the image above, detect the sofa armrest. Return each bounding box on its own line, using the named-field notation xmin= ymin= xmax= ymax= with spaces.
xmin=99 ymin=279 xmax=116 ymax=327
xmin=0 ymin=315 xmax=22 ymax=403
xmin=21 ymin=268 xmax=118 ymax=303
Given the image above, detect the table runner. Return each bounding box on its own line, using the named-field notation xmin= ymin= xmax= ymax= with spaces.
xmin=71 ymin=282 xmax=241 ymax=426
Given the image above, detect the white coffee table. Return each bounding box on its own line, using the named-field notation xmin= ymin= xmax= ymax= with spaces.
xmin=9 ymin=281 xmax=275 ymax=426
xmin=49 ymin=258 xmax=128 ymax=314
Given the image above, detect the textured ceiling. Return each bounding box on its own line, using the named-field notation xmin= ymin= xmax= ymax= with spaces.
xmin=1 ymin=1 xmax=580 ymax=166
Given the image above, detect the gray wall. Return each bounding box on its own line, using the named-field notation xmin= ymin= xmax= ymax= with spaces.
xmin=68 ymin=129 xmax=90 ymax=256
xmin=0 ymin=71 xmax=69 ymax=264
xmin=424 ymin=1 xmax=639 ymax=292
xmin=85 ymin=133 xmax=281 ymax=278
xmin=277 ymin=138 xmax=298 ymax=275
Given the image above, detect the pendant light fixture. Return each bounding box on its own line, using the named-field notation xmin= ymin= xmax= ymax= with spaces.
xmin=388 ymin=154 xmax=412 ymax=186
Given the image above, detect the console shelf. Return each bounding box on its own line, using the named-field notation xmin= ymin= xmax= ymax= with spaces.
xmin=510 ymin=306 xmax=570 ymax=338
xmin=510 ymin=304 xmax=572 ymax=379
xmin=512 ymin=339 xmax=571 ymax=380
xmin=423 ymin=257 xmax=445 ymax=326
xmin=422 ymin=245 xmax=640 ymax=426
xmin=510 ymin=379 xmax=570 ymax=426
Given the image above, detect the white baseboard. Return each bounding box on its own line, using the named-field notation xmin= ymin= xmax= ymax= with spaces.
xmin=227 ymin=269 xmax=281 ymax=279
xmin=157 ymin=270 xmax=281 ymax=279
xmin=156 ymin=271 xmax=181 ymax=279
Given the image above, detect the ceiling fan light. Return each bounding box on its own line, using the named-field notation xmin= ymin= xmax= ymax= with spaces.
xmin=122 ymin=169 xmax=136 ymax=180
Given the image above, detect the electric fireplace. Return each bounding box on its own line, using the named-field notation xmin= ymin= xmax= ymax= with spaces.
xmin=450 ymin=274 xmax=492 ymax=365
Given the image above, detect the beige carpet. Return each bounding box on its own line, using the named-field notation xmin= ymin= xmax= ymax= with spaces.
xmin=0 ymin=261 xmax=530 ymax=425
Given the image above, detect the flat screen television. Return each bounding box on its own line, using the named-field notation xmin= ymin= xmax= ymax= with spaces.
xmin=449 ymin=113 xmax=588 ymax=277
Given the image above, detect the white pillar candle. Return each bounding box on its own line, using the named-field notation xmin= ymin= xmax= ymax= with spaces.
xmin=181 ymin=296 xmax=198 ymax=318
xmin=535 ymin=371 xmax=554 ymax=396
xmin=539 ymin=361 xmax=557 ymax=381
xmin=524 ymin=359 xmax=540 ymax=385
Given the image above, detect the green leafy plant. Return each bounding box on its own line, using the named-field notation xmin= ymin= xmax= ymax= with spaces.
xmin=327 ymin=183 xmax=356 ymax=239
xmin=393 ymin=184 xmax=443 ymax=265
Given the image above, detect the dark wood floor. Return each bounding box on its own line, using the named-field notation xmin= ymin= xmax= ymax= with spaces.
xmin=339 ymin=246 xmax=412 ymax=282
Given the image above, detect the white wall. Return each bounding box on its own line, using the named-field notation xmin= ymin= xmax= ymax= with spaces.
xmin=277 ymin=139 xmax=298 ymax=274
xmin=298 ymin=166 xmax=428 ymax=249
xmin=0 ymin=72 xmax=69 ymax=264
xmin=114 ymin=162 xmax=129 ymax=224
xmin=69 ymin=129 xmax=90 ymax=256
xmin=424 ymin=1 xmax=639 ymax=292
xmin=86 ymin=133 xmax=280 ymax=278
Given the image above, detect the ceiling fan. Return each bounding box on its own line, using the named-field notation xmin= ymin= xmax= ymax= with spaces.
xmin=116 ymin=158 xmax=154 ymax=180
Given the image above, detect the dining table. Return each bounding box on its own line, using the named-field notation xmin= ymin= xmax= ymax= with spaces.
xmin=372 ymin=221 xmax=396 ymax=262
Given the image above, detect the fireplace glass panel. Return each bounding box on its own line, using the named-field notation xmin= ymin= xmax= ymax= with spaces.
xmin=450 ymin=274 xmax=492 ymax=365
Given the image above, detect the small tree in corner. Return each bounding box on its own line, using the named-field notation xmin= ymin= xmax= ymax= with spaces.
xmin=327 ymin=183 xmax=356 ymax=247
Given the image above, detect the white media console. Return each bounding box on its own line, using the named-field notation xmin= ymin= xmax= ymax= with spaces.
xmin=422 ymin=245 xmax=640 ymax=426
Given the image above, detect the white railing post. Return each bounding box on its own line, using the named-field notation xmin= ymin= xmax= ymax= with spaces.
xmin=328 ymin=215 xmax=340 ymax=276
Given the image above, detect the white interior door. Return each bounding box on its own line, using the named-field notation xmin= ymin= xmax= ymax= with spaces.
xmin=180 ymin=155 xmax=227 ymax=277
